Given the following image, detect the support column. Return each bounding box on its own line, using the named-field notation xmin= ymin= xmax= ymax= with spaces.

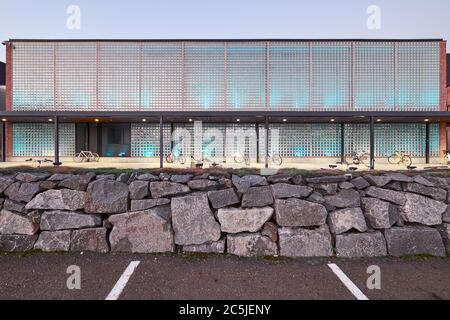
xmin=265 ymin=116 xmax=269 ymax=168
xmin=369 ymin=116 xmax=375 ymax=170
xmin=0 ymin=122 xmax=5 ymax=162
xmin=53 ymin=116 xmax=62 ymax=166
xmin=159 ymin=115 xmax=164 ymax=169
xmin=425 ymin=122 xmax=430 ymax=164
xmin=256 ymin=123 xmax=260 ymax=164
xmin=340 ymin=123 xmax=345 ymax=164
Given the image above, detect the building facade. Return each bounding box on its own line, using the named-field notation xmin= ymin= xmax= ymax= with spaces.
xmin=0 ymin=39 xmax=448 ymax=167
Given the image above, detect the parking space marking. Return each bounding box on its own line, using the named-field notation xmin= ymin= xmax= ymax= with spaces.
xmin=328 ymin=263 xmax=369 ymax=300
xmin=106 ymin=261 xmax=141 ymax=300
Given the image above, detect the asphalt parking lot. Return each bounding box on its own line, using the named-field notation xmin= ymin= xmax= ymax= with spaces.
xmin=0 ymin=252 xmax=449 ymax=300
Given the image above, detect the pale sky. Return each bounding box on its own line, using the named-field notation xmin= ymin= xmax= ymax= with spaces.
xmin=1 ymin=0 xmax=450 ymax=62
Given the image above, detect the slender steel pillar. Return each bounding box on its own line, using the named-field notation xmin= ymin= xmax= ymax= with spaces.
xmin=53 ymin=116 xmax=62 ymax=166
xmin=425 ymin=122 xmax=430 ymax=164
xmin=265 ymin=116 xmax=269 ymax=168
xmin=159 ymin=115 xmax=164 ymax=169
xmin=369 ymin=116 xmax=375 ymax=170
xmin=340 ymin=123 xmax=345 ymax=164
xmin=0 ymin=122 xmax=5 ymax=162
xmin=256 ymin=123 xmax=260 ymax=164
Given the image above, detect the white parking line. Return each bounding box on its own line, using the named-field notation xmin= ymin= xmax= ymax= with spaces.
xmin=106 ymin=261 xmax=141 ymax=300
xmin=328 ymin=263 xmax=369 ymax=300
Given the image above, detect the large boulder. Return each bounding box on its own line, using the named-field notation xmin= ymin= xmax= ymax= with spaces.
xmin=261 ymin=221 xmax=278 ymax=242
xmin=231 ymin=175 xmax=251 ymax=194
xmin=183 ymin=239 xmax=225 ymax=254
xmin=364 ymin=175 xmax=391 ymax=187
xmin=171 ymin=194 xmax=221 ymax=245
xmin=108 ymin=209 xmax=174 ymax=253
xmin=187 ymin=179 xmax=219 ymax=191
xmin=3 ymin=199 xmax=27 ymax=214
xmin=227 ymin=233 xmax=277 ymax=257
xmin=130 ymin=198 xmax=170 ymax=211
xmin=350 ymin=176 xmax=370 ymax=190
xmin=384 ymin=226 xmax=446 ymax=257
xmin=25 ymin=189 xmax=87 ymax=211
xmin=34 ymin=230 xmax=71 ymax=252
xmin=40 ymin=211 xmax=101 ymax=231
xmin=0 ymin=176 xmax=15 ymax=194
xmin=128 ymin=180 xmax=149 ymax=200
xmin=413 ymin=175 xmax=435 ymax=187
xmin=70 ymin=228 xmax=109 ymax=253
xmin=217 ymin=207 xmax=273 ymax=233
xmin=305 ymin=175 xmax=346 ymax=184
xmin=365 ymin=186 xmax=406 ymax=205
xmin=170 ymin=174 xmax=193 ymax=184
xmin=313 ymin=183 xmax=338 ymax=195
xmin=241 ymin=175 xmax=268 ymax=186
xmin=361 ymin=198 xmax=398 ymax=229
xmin=241 ymin=186 xmax=274 ymax=208
xmin=0 ymin=209 xmax=39 ymax=235
xmin=16 ymin=172 xmax=51 ymax=183
xmin=328 ymin=208 xmax=368 ymax=234
xmin=150 ymin=181 xmax=190 ymax=199
xmin=400 ymin=193 xmax=446 ymax=226
xmin=270 ymin=183 xmax=313 ymax=199
xmin=324 ymin=189 xmax=360 ymax=208
xmin=136 ymin=173 xmax=159 ymax=181
xmin=85 ymin=180 xmax=129 ymax=214
xmin=207 ymin=188 xmax=240 ymax=209
xmin=443 ymin=206 xmax=450 ymax=223
xmin=437 ymin=224 xmax=450 ymax=254
xmin=274 ymin=198 xmax=327 ymax=227
xmin=335 ymin=232 xmax=387 ymax=257
xmin=0 ymin=234 xmax=38 ymax=252
xmin=402 ymin=183 xmax=447 ymax=202
xmin=278 ymin=225 xmax=332 ymax=257
xmin=267 ymin=174 xmax=292 ymax=184
xmin=384 ymin=173 xmax=412 ymax=183
xmin=47 ymin=173 xmax=74 ymax=181
xmin=5 ymin=182 xmax=42 ymax=203
xmin=58 ymin=172 xmax=95 ymax=191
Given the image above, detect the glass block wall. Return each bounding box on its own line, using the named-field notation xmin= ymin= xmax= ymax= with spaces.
xmin=130 ymin=123 xmax=171 ymax=157
xmin=11 ymin=40 xmax=442 ymax=111
xmin=12 ymin=123 xmax=75 ymax=157
xmin=257 ymin=123 xmax=439 ymax=158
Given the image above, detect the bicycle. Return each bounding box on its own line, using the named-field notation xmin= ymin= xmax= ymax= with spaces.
xmin=345 ymin=151 xmax=370 ymax=167
xmin=234 ymin=152 xmax=250 ymax=166
xmin=388 ymin=151 xmax=412 ymax=167
xmin=265 ymin=153 xmax=283 ymax=166
xmin=26 ymin=158 xmax=53 ymax=168
xmin=73 ymin=151 xmax=100 ymax=163
xmin=165 ymin=153 xmax=186 ymax=165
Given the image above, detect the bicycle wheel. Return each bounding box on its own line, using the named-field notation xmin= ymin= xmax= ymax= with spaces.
xmin=234 ymin=154 xmax=244 ymax=164
xmin=178 ymin=155 xmax=186 ymax=165
xmin=360 ymin=153 xmax=370 ymax=167
xmin=244 ymin=156 xmax=250 ymax=166
xmin=193 ymin=155 xmax=203 ymax=162
xmin=73 ymin=153 xmax=83 ymax=162
xmin=402 ymin=155 xmax=412 ymax=167
xmin=165 ymin=154 xmax=174 ymax=163
xmin=92 ymin=153 xmax=100 ymax=162
xmin=345 ymin=154 xmax=355 ymax=165
xmin=388 ymin=154 xmax=400 ymax=165
xmin=272 ymin=154 xmax=283 ymax=166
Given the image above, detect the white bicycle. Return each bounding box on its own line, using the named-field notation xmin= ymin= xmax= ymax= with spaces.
xmin=73 ymin=151 xmax=100 ymax=163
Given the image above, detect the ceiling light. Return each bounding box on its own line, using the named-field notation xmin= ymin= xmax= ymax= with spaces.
xmin=48 ymin=118 xmax=53 ymax=122
xmin=189 ymin=119 xmax=193 ymax=122
xmin=330 ymin=119 xmax=335 ymax=122
xmin=142 ymin=119 xmax=147 ymax=122
xmin=1 ymin=119 xmax=6 ymax=122
xmin=282 ymin=119 xmax=287 ymax=122
xmin=94 ymin=119 xmax=100 ymax=122
xmin=377 ymin=119 xmax=381 ymax=122
xmin=424 ymin=119 xmax=429 ymax=122
xmin=236 ymin=119 xmax=241 ymax=122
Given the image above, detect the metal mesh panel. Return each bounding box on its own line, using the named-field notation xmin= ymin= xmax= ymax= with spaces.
xmin=184 ymin=43 xmax=225 ymax=110
xmin=11 ymin=41 xmax=441 ymax=112
xmin=12 ymin=123 xmax=75 ymax=157
xmin=55 ymin=43 xmax=97 ymax=110
xmin=226 ymin=42 xmax=266 ymax=110
xmin=13 ymin=43 xmax=55 ymax=110
xmin=269 ymin=42 xmax=310 ymax=109
xmin=141 ymin=43 xmax=182 ymax=110
xmin=354 ymin=42 xmax=395 ymax=110
xmin=344 ymin=124 xmax=371 ymax=155
xmin=311 ymin=42 xmax=351 ymax=111
xmin=260 ymin=124 xmax=341 ymax=157
xmin=398 ymin=42 xmax=440 ymax=111
xmin=130 ymin=123 xmax=171 ymax=157
xmin=98 ymin=43 xmax=140 ymax=110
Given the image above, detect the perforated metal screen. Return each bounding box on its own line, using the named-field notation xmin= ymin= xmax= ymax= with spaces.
xmin=11 ymin=41 xmax=442 ymax=111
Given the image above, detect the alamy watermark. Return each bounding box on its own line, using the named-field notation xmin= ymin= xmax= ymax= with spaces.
xmin=367 ymin=5 xmax=381 ymax=30
xmin=66 ymin=5 xmax=81 ymax=30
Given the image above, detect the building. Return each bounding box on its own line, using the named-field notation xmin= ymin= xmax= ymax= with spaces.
xmin=0 ymin=39 xmax=448 ymax=168
xmin=0 ymin=61 xmax=5 ymax=110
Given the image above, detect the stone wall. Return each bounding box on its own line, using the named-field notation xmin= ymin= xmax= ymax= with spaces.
xmin=0 ymin=170 xmax=449 ymax=258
